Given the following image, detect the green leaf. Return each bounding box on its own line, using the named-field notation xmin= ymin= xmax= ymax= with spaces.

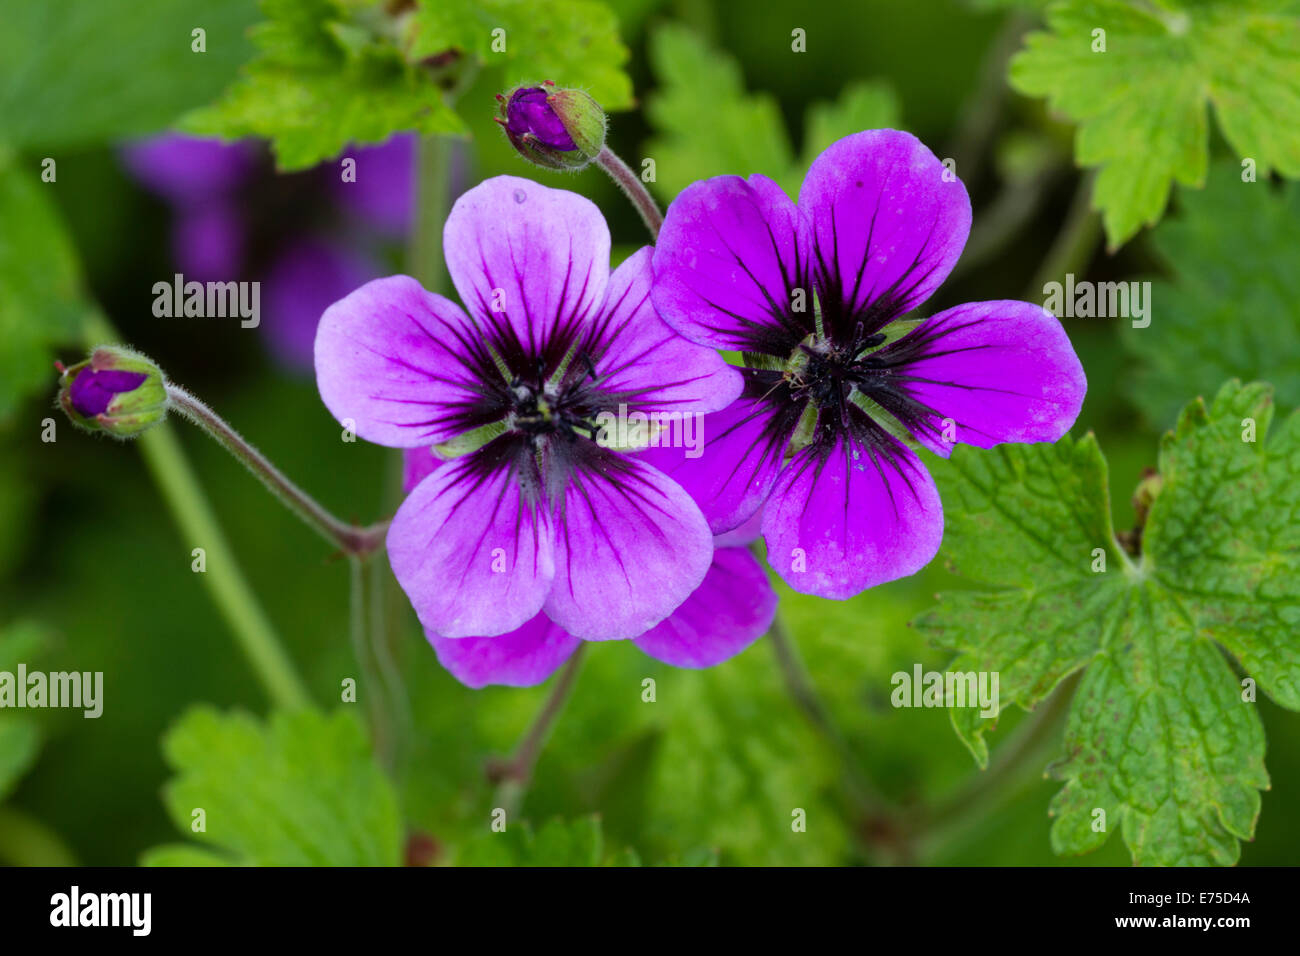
xmin=0 ymin=151 xmax=92 ymax=421
xmin=0 ymin=0 xmax=259 ymax=149
xmin=409 ymin=0 xmax=633 ymax=109
xmin=645 ymin=25 xmax=900 ymax=200
xmin=143 ymin=707 xmax=402 ymax=866
xmin=184 ymin=0 xmax=465 ymax=170
xmin=1124 ymin=163 xmax=1300 ymax=427
xmin=916 ymin=381 xmax=1298 ymax=865
xmin=453 ymin=815 xmax=635 ymax=866
xmin=1010 ymin=0 xmax=1300 ymax=249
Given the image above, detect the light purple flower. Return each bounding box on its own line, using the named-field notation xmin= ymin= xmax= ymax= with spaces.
xmin=120 ymin=134 xmax=255 ymax=204
xmin=400 ymin=447 xmax=774 ymax=687
xmin=263 ymin=239 xmax=379 ymax=373
xmin=650 ymin=129 xmax=1086 ymax=599
xmin=315 ymin=176 xmax=742 ymax=640
xmin=333 ymin=134 xmax=416 ymax=237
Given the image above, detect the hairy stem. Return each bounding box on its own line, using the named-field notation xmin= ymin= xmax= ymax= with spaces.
xmin=487 ymin=645 xmax=587 ymax=817
xmin=595 ymin=146 xmax=663 ymax=240
xmin=165 ymin=383 xmax=389 ymax=558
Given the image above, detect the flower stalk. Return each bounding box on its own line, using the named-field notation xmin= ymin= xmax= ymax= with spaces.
xmin=165 ymin=382 xmax=389 ymax=558
xmin=595 ymin=146 xmax=663 ymax=239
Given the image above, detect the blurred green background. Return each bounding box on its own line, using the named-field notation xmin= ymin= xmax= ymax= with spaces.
xmin=1 ymin=0 xmax=1297 ymax=866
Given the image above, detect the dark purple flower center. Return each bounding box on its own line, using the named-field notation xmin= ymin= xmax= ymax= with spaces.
xmin=505 ymin=88 xmax=577 ymax=152
xmin=69 ymin=369 xmax=148 ymax=417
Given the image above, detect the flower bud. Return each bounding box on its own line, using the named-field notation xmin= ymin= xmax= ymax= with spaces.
xmin=495 ymin=82 xmax=606 ymax=171
xmin=57 ymin=346 xmax=168 ymax=438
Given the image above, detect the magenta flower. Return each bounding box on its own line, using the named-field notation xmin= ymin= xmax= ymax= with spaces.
xmin=650 ymin=129 xmax=1086 ymax=599
xmin=315 ymin=176 xmax=742 ymax=639
xmin=400 ymin=448 xmax=775 ymax=687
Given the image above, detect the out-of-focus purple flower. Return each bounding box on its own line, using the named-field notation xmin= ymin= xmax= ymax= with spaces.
xmin=334 ymin=134 xmax=415 ymax=237
xmin=262 ymin=239 xmax=379 ymax=373
xmin=650 ymin=129 xmax=1086 ymax=600
xmin=315 ymin=176 xmax=741 ymax=641
xmin=170 ymin=202 xmax=246 ymax=282
xmin=121 ymin=134 xmax=255 ymax=206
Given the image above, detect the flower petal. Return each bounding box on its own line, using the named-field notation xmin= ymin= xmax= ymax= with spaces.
xmin=799 ymin=129 xmax=970 ymax=334
xmin=591 ymin=247 xmax=742 ymax=415
xmin=762 ymin=433 xmax=942 ymax=598
xmin=651 ymin=174 xmax=811 ymax=355
xmin=881 ymin=300 xmax=1087 ymax=457
xmin=543 ymin=448 xmax=712 ymax=640
xmin=387 ymin=442 xmax=554 ymax=637
xmin=314 ymin=275 xmax=483 ymax=447
xmin=427 ymin=614 xmax=579 ymax=689
xmin=635 ymin=397 xmax=792 ymax=535
xmin=443 ymin=175 xmax=609 ymax=355
xmin=402 ymin=446 xmax=441 ymax=493
xmin=712 ymin=508 xmax=764 ymax=547
xmin=634 ymin=547 xmax=776 ymax=668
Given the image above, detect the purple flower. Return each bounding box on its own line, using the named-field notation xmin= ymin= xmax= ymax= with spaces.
xmin=263 ymin=239 xmax=379 ymax=373
xmin=333 ymin=134 xmax=416 ymax=237
xmin=400 ymin=447 xmax=774 ymax=687
xmin=120 ymin=134 xmax=255 ymax=204
xmin=315 ymin=176 xmax=742 ymax=639
xmin=121 ymin=134 xmax=255 ymax=281
xmin=650 ymin=129 xmax=1086 ymax=599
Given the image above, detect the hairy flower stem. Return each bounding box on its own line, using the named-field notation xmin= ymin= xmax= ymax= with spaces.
xmin=595 ymin=146 xmax=663 ymax=240
xmin=487 ymin=645 xmax=587 ymax=817
xmin=165 ymin=383 xmax=389 ymax=558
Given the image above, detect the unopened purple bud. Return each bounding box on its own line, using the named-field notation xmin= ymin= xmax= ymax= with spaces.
xmin=506 ymin=87 xmax=577 ymax=151
xmin=57 ymin=346 xmax=168 ymax=438
xmin=69 ymin=369 xmax=149 ymax=418
xmin=495 ymin=82 xmax=606 ymax=171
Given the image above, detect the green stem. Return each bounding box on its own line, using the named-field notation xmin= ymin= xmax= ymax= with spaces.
xmin=595 ymin=146 xmax=663 ymax=240
xmin=766 ymin=617 xmax=898 ymax=820
xmin=910 ymin=673 xmax=1078 ymax=853
xmin=80 ymin=321 xmax=312 ymax=712
xmin=412 ymin=134 xmax=454 ymax=290
xmin=137 ymin=422 xmax=312 ymax=711
xmin=488 ymin=645 xmax=587 ymax=817
xmin=166 ymin=383 xmax=388 ymax=557
xmin=1027 ymin=171 xmax=1102 ymax=299
xmin=350 ymin=556 xmax=394 ymax=770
